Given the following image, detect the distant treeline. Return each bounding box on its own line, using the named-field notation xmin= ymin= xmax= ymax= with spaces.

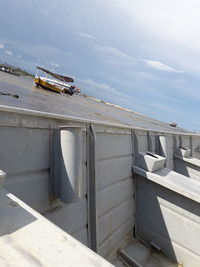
xmin=0 ymin=62 xmax=34 ymax=77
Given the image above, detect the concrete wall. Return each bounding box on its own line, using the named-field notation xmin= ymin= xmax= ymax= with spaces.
xmin=0 ymin=111 xmax=136 ymax=260
xmin=94 ymin=126 xmax=134 ymax=260
xmin=165 ymin=134 xmax=174 ymax=169
xmin=135 ymin=130 xmax=148 ymax=153
xmin=134 ymin=131 xmax=175 ymax=170
xmin=135 ymin=171 xmax=200 ymax=267
xmin=192 ymin=136 xmax=200 ymax=159
xmin=1 ymin=108 xmax=200 ymax=263
xmin=175 ymin=135 xmax=200 ymax=159
xmin=147 ymin=131 xmax=157 ymax=153
xmin=0 ymin=126 xmax=50 ymax=212
xmin=44 ymin=131 xmax=88 ymax=246
xmin=0 ymin=111 xmax=88 ymax=246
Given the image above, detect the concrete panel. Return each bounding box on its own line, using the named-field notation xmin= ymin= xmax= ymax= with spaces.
xmin=174 ymin=135 xmax=180 ymax=149
xmin=137 ymin=135 xmax=148 ymax=152
xmin=96 ymin=156 xmax=133 ymax=190
xmin=5 ymin=170 xmax=49 ymax=213
xmin=136 ymin=175 xmax=200 ymax=266
xmin=135 ymin=130 xmax=147 ymax=136
xmin=166 ymin=147 xmax=174 ymax=160
xmin=96 ymin=133 xmax=132 ymax=160
xmin=135 ymin=131 xmax=148 ymax=151
xmin=98 ymin=217 xmax=133 ymax=259
xmin=44 ymin=198 xmax=88 ymax=238
xmin=0 ymin=127 xmax=49 ymax=174
xmin=0 ymin=110 xmax=57 ymax=129
xmin=73 ymin=227 xmax=88 ymax=246
xmin=166 ymin=159 xmax=174 ymax=170
xmin=95 ymin=131 xmax=134 ymax=260
xmin=181 ymin=136 xmax=190 ymax=148
xmin=93 ymin=125 xmax=131 ymax=135
xmin=98 ymin=198 xmax=134 ymax=245
xmin=147 ymin=132 xmax=157 ymax=153
xmin=166 ymin=135 xmax=174 ymax=149
xmin=96 ymin=177 xmax=134 ymax=217
xmin=158 ymin=135 xmax=174 ymax=169
xmin=192 ymin=137 xmax=200 ymax=159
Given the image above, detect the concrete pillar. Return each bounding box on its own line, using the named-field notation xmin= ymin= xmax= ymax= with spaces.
xmin=159 ymin=135 xmax=167 ymax=158
xmin=60 ymin=127 xmax=82 ymax=203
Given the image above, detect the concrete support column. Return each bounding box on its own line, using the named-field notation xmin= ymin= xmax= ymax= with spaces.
xmin=159 ymin=135 xmax=167 ymax=158
xmin=59 ymin=127 xmax=82 ymax=203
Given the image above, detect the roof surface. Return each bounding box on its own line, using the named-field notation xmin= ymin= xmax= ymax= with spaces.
xmin=0 ymin=71 xmax=190 ymax=133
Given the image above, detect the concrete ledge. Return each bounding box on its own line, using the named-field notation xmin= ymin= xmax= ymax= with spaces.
xmin=133 ymin=166 xmax=200 ymax=204
xmin=0 ymin=105 xmax=198 ymax=135
xmin=174 ymin=154 xmax=200 ymax=168
xmin=0 ymin=188 xmax=113 ymax=266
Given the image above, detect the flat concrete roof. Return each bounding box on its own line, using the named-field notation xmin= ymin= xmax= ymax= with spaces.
xmin=0 ymin=71 xmax=191 ymax=133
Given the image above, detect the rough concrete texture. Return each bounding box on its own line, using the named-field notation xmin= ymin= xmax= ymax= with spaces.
xmin=134 ymin=168 xmax=200 ymax=267
xmin=174 ymin=155 xmax=200 ymax=182
xmin=96 ymin=131 xmax=134 ymax=261
xmin=119 ymin=239 xmax=177 ymax=267
xmin=0 ymin=188 xmax=113 ymax=267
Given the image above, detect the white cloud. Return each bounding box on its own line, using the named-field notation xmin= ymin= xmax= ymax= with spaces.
xmin=145 ymin=60 xmax=182 ymax=73
xmin=90 ymin=0 xmax=200 ymax=75
xmin=94 ymin=45 xmax=134 ymax=61
xmin=79 ymin=78 xmax=120 ymax=94
xmin=0 ymin=43 xmax=4 ymax=49
xmin=95 ymin=44 xmax=181 ymax=73
xmin=5 ymin=50 xmax=13 ymax=55
xmin=110 ymin=1 xmax=200 ymax=58
xmin=74 ymin=32 xmax=96 ymax=40
xmin=17 ymin=54 xmax=22 ymax=58
xmin=111 ymin=1 xmax=200 ymax=42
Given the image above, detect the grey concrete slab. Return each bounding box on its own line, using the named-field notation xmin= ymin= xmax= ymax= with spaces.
xmin=0 ymin=72 xmax=192 ymax=133
xmin=134 ymin=168 xmax=200 ymax=266
xmin=133 ymin=166 xmax=200 ymax=204
xmin=0 ymin=188 xmax=113 ymax=266
xmin=119 ymin=239 xmax=177 ymax=267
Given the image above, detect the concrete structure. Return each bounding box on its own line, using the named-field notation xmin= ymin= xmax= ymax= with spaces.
xmin=133 ymin=166 xmax=200 ymax=266
xmin=0 ymin=186 xmax=113 ymax=267
xmin=0 ymin=73 xmax=200 ymax=266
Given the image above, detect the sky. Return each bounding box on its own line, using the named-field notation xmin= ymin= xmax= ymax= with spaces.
xmin=0 ymin=0 xmax=200 ymax=131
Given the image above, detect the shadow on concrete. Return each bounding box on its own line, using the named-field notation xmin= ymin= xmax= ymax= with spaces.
xmin=135 ymin=173 xmax=200 ymax=264
xmin=135 ymin=175 xmax=177 ymax=262
xmin=0 ymin=190 xmax=37 ymax=237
